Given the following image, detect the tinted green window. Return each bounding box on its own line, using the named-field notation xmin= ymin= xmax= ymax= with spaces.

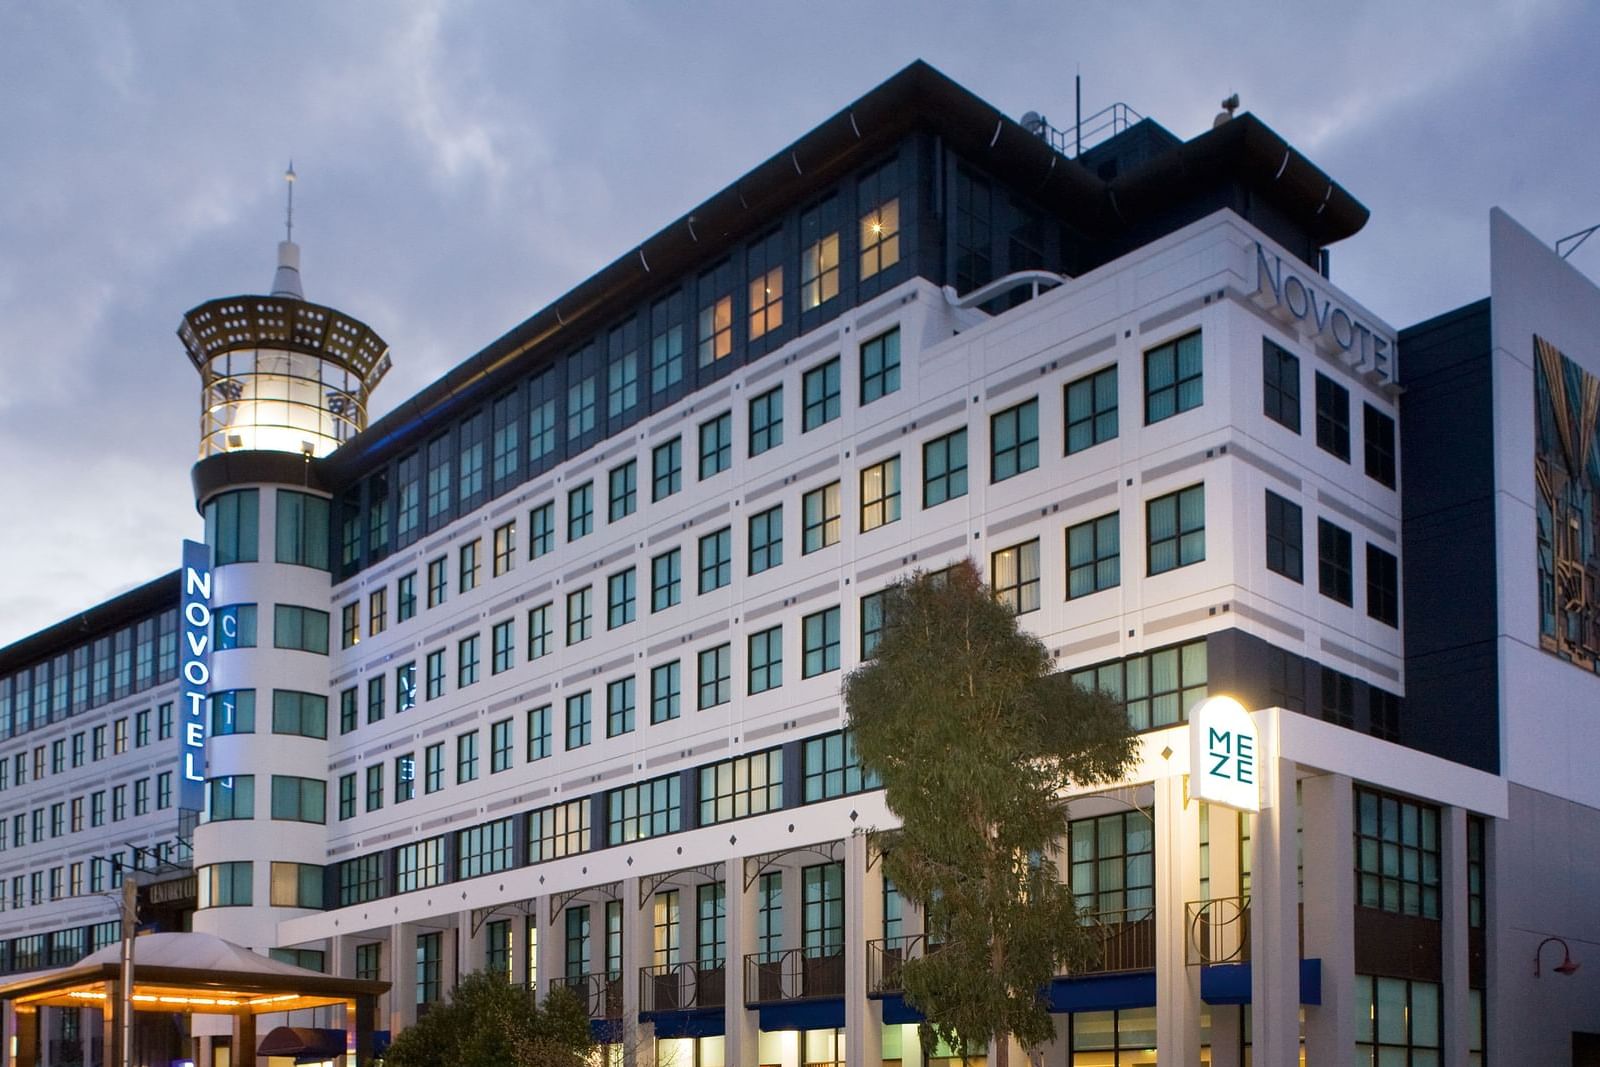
xmin=205 ymin=489 xmax=259 ymax=565
xmin=276 ymin=491 xmax=330 ymax=569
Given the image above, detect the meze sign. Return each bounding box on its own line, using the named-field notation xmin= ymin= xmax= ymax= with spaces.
xmin=1188 ymin=696 xmax=1259 ymax=812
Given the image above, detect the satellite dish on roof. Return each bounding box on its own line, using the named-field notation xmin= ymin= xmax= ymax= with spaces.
xmin=1021 ymin=111 xmax=1047 ymax=137
xmin=1214 ymin=93 xmax=1241 ymax=128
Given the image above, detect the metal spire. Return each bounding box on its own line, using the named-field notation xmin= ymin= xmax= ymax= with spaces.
xmin=271 ymin=162 xmax=304 ymax=300
xmin=284 ymin=161 xmax=296 ymax=242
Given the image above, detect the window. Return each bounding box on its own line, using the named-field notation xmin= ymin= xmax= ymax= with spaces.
xmin=273 ymin=606 xmax=329 ymax=655
xmin=1069 ymin=639 xmax=1208 ymax=731
xmin=1067 ymin=513 xmax=1120 ymax=599
xmin=1368 ymin=544 xmax=1400 ymax=626
xmin=1364 ymin=404 xmax=1397 ymax=488
xmin=650 ymin=293 xmax=685 ymax=395
xmin=697 ymin=644 xmax=731 ymax=709
xmin=210 ymin=690 xmax=255 ymax=735
xmin=275 ymin=490 xmax=330 ymax=569
xmin=527 ymin=603 xmax=552 ymax=659
xmin=1318 ymin=519 xmax=1354 ymax=605
xmin=396 ymin=839 xmax=446 ymax=894
xmin=700 ymin=749 xmax=783 ymax=825
xmin=859 ymin=187 xmax=900 ymax=279
xmin=566 ymin=586 xmax=592 ymax=645
xmin=369 ymin=588 xmax=388 ymax=636
xmin=1146 ymin=484 xmax=1205 ymax=574
xmin=492 ymin=391 xmax=521 ymax=487
xmin=365 ymin=765 xmax=384 ymax=812
xmin=528 ymin=380 xmax=559 ymax=466
xmin=271 ymin=691 xmax=327 ymax=739
xmin=565 ymin=692 xmax=591 ymax=749
xmin=651 ymin=549 xmax=681 ymax=611
xmin=529 ymin=501 xmax=555 ymax=558
xmin=922 ymin=428 xmax=967 ymax=508
xmin=1315 ymin=372 xmax=1351 ymax=460
xmin=1370 ymin=686 xmax=1400 ymax=742
xmin=652 ymin=438 xmax=682 ymax=501
xmin=803 ymin=357 xmax=841 ymax=431
xmin=992 ymin=540 xmax=1041 ymax=614
xmin=457 ymin=634 xmax=479 ymax=688
xmin=529 ymin=799 xmax=590 ymax=863
xmin=1467 ymin=816 xmax=1486 ymax=929
xmin=749 ymin=386 xmax=783 ymax=456
xmin=270 ymin=862 xmax=324 ymax=909
xmin=697 ymin=263 xmax=733 ymax=367
xmin=416 ymin=931 xmax=443 ymax=1004
xmin=456 ymin=731 xmax=479 ymax=783
xmin=860 ymin=328 xmax=900 ymax=404
xmin=1263 ymin=339 xmax=1301 ymax=432
xmin=568 ymin=371 xmax=597 ymax=442
xmin=802 ymin=608 xmax=841 ymax=678
xmin=424 ymin=743 xmax=444 ymax=793
xmin=270 ymin=775 xmax=325 ymax=824
xmin=457 ymin=818 xmax=514 ymax=879
xmin=607 ymin=323 xmax=639 ymax=420
xmin=1265 ymin=492 xmax=1304 ymax=582
xmin=340 ymin=602 xmax=359 ymax=649
xmin=650 ymin=662 xmax=680 ymax=724
xmin=860 ymin=590 xmax=887 ymax=659
xmin=607 ymin=774 xmax=680 ymax=844
xmin=748 ymin=627 xmax=783 ymax=694
xmin=425 ymin=650 xmax=445 ymax=699
xmin=493 ymin=522 xmax=515 ymax=576
xmin=527 ymin=705 xmax=551 ymax=761
xmin=608 ymin=460 xmax=636 ymax=522
xmin=991 ymin=398 xmax=1039 ymax=482
xmin=367 ymin=676 xmax=385 ymax=723
xmin=492 ymin=619 xmax=514 ymax=674
xmin=567 ymin=482 xmax=593 ymax=541
xmin=1144 ymin=331 xmax=1203 ymax=424
xmin=426 ymin=556 xmax=447 ymax=608
xmin=801 ymin=197 xmax=840 ymax=309
xmin=748 ymin=505 xmax=783 ymax=574
xmin=199 ymin=862 xmax=252 ymax=908
xmin=607 ymin=569 xmax=636 ymax=630
xmin=1069 ymin=811 xmax=1155 ymax=915
xmin=458 ymin=412 xmax=486 ymax=509
xmin=699 ymin=412 xmax=732 ymax=479
xmin=1355 ymin=976 xmax=1441 ymax=1065
xmin=698 ymin=528 xmax=732 ymax=593
xmin=1065 ymin=365 xmax=1119 ymax=453
xmin=397 ymin=573 xmax=417 ymax=621
xmin=206 ymin=776 xmax=254 ymax=822
xmin=803 ymin=731 xmax=876 ymax=802
xmin=215 ymin=603 xmax=258 ymax=651
xmin=803 ymin=482 xmax=841 ymax=553
xmin=396 ymin=753 xmax=416 ymax=801
xmin=606 ymin=677 xmax=635 ymax=737
xmin=860 ymin=457 xmax=901 ymax=531
xmin=747 ymin=231 xmax=783 ymax=341
xmin=1355 ymin=787 xmax=1441 ymax=917
xmin=204 ymin=489 xmax=259 ymax=565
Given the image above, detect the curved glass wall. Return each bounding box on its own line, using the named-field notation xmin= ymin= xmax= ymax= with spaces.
xmin=200 ymin=348 xmax=367 ymax=458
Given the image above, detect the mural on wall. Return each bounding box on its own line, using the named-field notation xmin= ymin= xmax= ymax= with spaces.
xmin=1535 ymin=334 xmax=1600 ymax=669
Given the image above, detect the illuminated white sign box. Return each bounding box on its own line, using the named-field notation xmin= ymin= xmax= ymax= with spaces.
xmin=1188 ymin=696 xmax=1259 ymax=813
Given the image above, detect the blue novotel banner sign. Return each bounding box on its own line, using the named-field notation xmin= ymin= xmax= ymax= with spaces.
xmin=178 ymin=539 xmax=212 ymax=812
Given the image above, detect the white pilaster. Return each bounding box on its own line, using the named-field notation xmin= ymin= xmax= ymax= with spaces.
xmin=1301 ymin=772 xmax=1354 ymax=1064
xmin=844 ymin=833 xmax=883 ymax=1067
xmin=1249 ymin=712 xmax=1299 ymax=1065
xmin=1155 ymin=774 xmax=1202 ymax=1065
xmin=724 ymin=854 xmax=759 ymax=1067
xmin=1440 ymin=806 xmax=1471 ymax=1067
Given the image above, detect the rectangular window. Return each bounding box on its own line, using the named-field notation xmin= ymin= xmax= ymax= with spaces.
xmin=1354 ymin=787 xmax=1441 ymax=918
xmin=426 ymin=557 xmax=447 ymax=608
xmin=652 ymin=549 xmax=681 ymax=612
xmin=1364 ymin=404 xmax=1397 ymax=488
xmin=529 ymin=799 xmax=589 ymax=864
xmin=367 ymin=676 xmax=385 ymax=723
xmin=529 ymin=502 xmax=555 ymax=558
xmin=567 ymin=372 xmax=597 ymax=442
xmin=493 ymin=522 xmax=515 ymax=577
xmin=458 ymin=412 xmax=486 ymax=510
xmin=457 ymin=634 xmax=480 ymax=688
xmin=608 ymin=460 xmax=637 ymax=522
xmin=1355 ymin=976 xmax=1442 ymax=1064
xmin=1367 ymin=544 xmax=1400 ymax=626
xmin=1318 ymin=519 xmax=1354 ymax=605
xmin=1315 ymin=372 xmax=1352 ymax=461
xmin=1147 ymin=485 xmax=1205 ymax=575
xmin=860 ymin=590 xmax=886 ymax=659
xmin=491 ymin=391 xmax=520 ymax=488
xmin=567 ymin=482 xmax=593 ymax=541
xmin=1069 ymin=639 xmax=1208 ymax=731
xmin=606 ymin=676 xmax=635 ymax=738
xmin=700 ymin=749 xmax=783 ymax=825
xmin=699 ymin=412 xmax=733 ymax=480
xmin=859 ymin=185 xmax=900 ymax=279
xmin=748 ymin=626 xmax=783 ymax=694
xmin=199 ymin=861 xmax=253 ymax=908
xmin=276 ymin=490 xmax=330 ymax=570
xmin=565 ymin=692 xmax=591 ymax=750
xmin=860 ymin=327 xmax=900 ymax=405
xmin=1263 ymin=339 xmax=1301 ymax=432
xmin=923 ymin=428 xmax=968 ymax=508
xmin=992 ymin=540 xmax=1041 ymax=614
xmin=697 ymin=264 xmax=733 ymax=367
xmin=528 ymin=384 xmax=558 ymax=467
xmin=457 ymin=818 xmax=514 ymax=880
xmin=1144 ymin=331 xmax=1203 ymax=424
xmin=273 ymin=605 xmax=330 ymax=655
xmin=650 ymin=293 xmax=685 ymax=395
xmin=421 ymin=744 xmax=443 ymax=794
xmin=566 ymin=587 xmax=592 ymax=645
xmin=1265 ymin=491 xmax=1304 ymax=582
xmin=365 ymin=765 xmax=384 ymax=812
xmin=747 ymin=229 xmax=784 ymax=342
xmin=748 ymin=504 xmax=783 ymax=574
xmin=801 ymin=197 xmax=840 ymax=310
xmin=698 ymin=527 xmax=732 ymax=593
xmin=607 ymin=774 xmax=681 ymax=845
xmin=204 ymin=489 xmax=259 ymax=565
xmin=650 ymin=662 xmax=680 ymax=724
xmin=652 ymin=438 xmax=682 ymax=501
xmin=527 ymin=603 xmax=552 ymax=660
xmin=369 ymin=588 xmax=388 ymax=636
xmin=1068 ymin=812 xmax=1155 ymax=915
xmin=425 ymin=650 xmax=445 ymax=700
xmin=209 ymin=690 xmax=255 ymax=736
xmin=1369 ymin=685 xmax=1400 ymax=741
xmin=803 ymin=731 xmax=876 ymax=802
xmin=340 ymin=602 xmax=359 ymax=649
xmin=749 ymin=386 xmax=783 ymax=456
xmin=1067 ymin=513 xmax=1120 ymax=599
xmin=803 ymin=482 xmax=841 ymax=553
xmin=492 ymin=619 xmax=514 ymax=674
xmin=991 ymin=398 xmax=1040 ymax=482
xmin=271 ymin=691 xmax=327 ymax=739
xmin=697 ymin=644 xmax=731 ymax=709
xmin=396 ymin=753 xmax=416 ymax=802
xmin=1065 ymin=365 xmax=1119 ymax=453
xmin=802 ymin=607 xmax=841 ymax=678
xmin=397 ymin=573 xmax=417 ymax=622
xmin=206 ymin=775 xmax=254 ymax=822
xmin=397 ymin=840 xmax=446 ymax=895
xmin=456 ymin=731 xmax=479 ymax=783
xmin=270 ymin=775 xmax=326 ymax=823
xmin=803 ymin=357 xmax=841 ymax=431
xmin=607 ymin=568 xmax=636 ymax=630
xmin=607 ymin=322 xmax=639 ymax=420
xmin=527 ymin=705 xmax=552 ymax=761
xmin=860 ymin=456 xmax=901 ymax=532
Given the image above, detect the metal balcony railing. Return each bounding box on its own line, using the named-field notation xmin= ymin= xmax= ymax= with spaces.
xmin=1074 ymin=907 xmax=1158 ymax=974
xmin=638 ymin=959 xmax=726 ymax=1012
xmin=866 ymin=934 xmax=933 ymax=994
xmin=743 ymin=946 xmax=845 ymax=1005
xmin=550 ymin=971 xmax=623 ymax=1019
xmin=1186 ymin=896 xmax=1251 ymax=966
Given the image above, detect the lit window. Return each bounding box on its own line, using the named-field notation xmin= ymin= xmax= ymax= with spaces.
xmin=860 ymin=457 xmax=901 ymax=531
xmin=991 ymin=540 xmax=1040 ymax=614
xmin=748 ymin=247 xmax=783 ymax=341
xmin=803 ymin=482 xmax=841 ymax=553
xmin=859 ymin=197 xmax=900 ymax=280
xmin=698 ymin=261 xmax=733 ymax=367
xmin=801 ymin=197 xmax=840 ymax=309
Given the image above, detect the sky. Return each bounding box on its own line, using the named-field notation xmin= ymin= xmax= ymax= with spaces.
xmin=1 ymin=0 xmax=1597 ymax=648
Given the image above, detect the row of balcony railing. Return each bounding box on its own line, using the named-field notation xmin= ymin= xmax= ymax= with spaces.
xmin=541 ymin=898 xmax=1260 ymax=1019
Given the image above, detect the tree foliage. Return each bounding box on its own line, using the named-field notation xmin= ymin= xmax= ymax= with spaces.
xmin=844 ymin=561 xmax=1138 ymax=1063
xmin=382 ymin=970 xmax=594 ymax=1067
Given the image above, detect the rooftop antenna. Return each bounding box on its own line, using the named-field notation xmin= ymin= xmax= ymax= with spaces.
xmin=271 ymin=162 xmax=305 ymax=300
xmin=284 ymin=161 xmax=296 ymax=242
xmin=1215 ymin=93 xmax=1241 ymax=129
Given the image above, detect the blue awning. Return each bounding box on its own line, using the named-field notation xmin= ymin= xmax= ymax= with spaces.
xmin=1199 ymin=959 xmax=1322 ymax=1005
xmin=1048 ymin=971 xmax=1158 ymax=1013
xmin=642 ymin=1008 xmax=727 ymax=1038
xmin=756 ymin=998 xmax=846 ymax=1031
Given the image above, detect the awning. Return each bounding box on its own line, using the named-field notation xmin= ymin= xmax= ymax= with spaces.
xmin=258 ymin=1026 xmax=347 ymax=1062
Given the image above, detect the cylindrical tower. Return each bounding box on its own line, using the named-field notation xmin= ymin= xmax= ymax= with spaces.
xmin=180 ymin=190 xmax=391 ymax=966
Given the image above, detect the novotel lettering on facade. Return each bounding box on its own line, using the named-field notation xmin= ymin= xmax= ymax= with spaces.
xmin=178 ymin=539 xmax=211 ymax=812
xmin=1254 ymin=243 xmax=1396 ymax=388
xmin=1188 ymin=695 xmax=1259 ymax=813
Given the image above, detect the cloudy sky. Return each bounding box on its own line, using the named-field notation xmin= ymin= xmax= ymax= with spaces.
xmin=1 ymin=0 xmax=1596 ymax=647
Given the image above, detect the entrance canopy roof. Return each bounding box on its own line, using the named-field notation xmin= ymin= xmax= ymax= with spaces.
xmin=0 ymin=932 xmax=388 ymax=1014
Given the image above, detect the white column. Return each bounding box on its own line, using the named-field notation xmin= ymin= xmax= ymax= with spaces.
xmin=1440 ymin=806 xmax=1471 ymax=1067
xmin=1301 ymin=772 xmax=1354 ymax=1065
xmin=724 ymin=856 xmax=760 ymax=1067
xmin=453 ymin=910 xmax=474 ymax=988
xmin=1155 ymin=775 xmax=1202 ymax=1066
xmin=1207 ymin=801 xmax=1244 ymax=1067
xmin=624 ymin=876 xmax=655 ymax=1067
xmin=1249 ymin=712 xmax=1299 ymax=1066
xmin=537 ymin=896 xmax=565 ymax=1000
xmin=511 ymin=905 xmax=533 ymax=991
xmin=387 ymin=923 xmax=416 ymax=1035
xmin=844 ymin=833 xmax=883 ymax=1067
